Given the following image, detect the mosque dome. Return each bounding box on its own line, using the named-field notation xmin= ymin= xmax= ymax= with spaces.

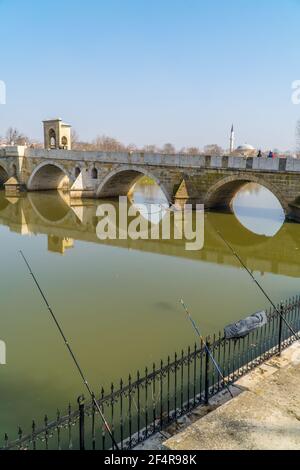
xmin=236 ymin=144 xmax=255 ymax=151
xmin=229 ymin=127 xmax=257 ymax=156
xmin=234 ymin=143 xmax=256 ymax=156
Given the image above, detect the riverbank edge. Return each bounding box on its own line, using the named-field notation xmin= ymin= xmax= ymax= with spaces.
xmin=136 ymin=340 xmax=300 ymax=450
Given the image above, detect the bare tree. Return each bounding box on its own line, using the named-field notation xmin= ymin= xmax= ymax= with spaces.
xmin=1 ymin=125 xmax=230 ymax=160
xmin=162 ymin=143 xmax=176 ymax=154
xmin=185 ymin=147 xmax=201 ymax=155
xmin=70 ymin=130 xmax=94 ymax=151
xmin=93 ymin=135 xmax=126 ymax=152
xmin=71 ymin=129 xmax=81 ymax=150
xmin=142 ymin=145 xmax=159 ymax=154
xmin=74 ymin=141 xmax=94 ymax=151
xmin=127 ymin=143 xmax=138 ymax=153
xmin=6 ymin=127 xmax=28 ymax=145
xmin=203 ymin=144 xmax=223 ymax=156
xmin=29 ymin=141 xmax=43 ymax=149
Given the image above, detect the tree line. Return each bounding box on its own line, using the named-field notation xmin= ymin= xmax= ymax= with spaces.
xmin=70 ymin=130 xmax=224 ymax=155
xmin=0 ymin=127 xmax=224 ymax=155
xmin=2 ymin=123 xmax=300 ymax=155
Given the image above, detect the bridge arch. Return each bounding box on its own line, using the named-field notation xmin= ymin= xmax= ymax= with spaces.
xmin=204 ymin=174 xmax=289 ymax=215
xmin=28 ymin=192 xmax=72 ymax=225
xmin=27 ymin=161 xmax=74 ymax=191
xmin=96 ymin=166 xmax=172 ymax=203
xmin=0 ymin=164 xmax=9 ymax=188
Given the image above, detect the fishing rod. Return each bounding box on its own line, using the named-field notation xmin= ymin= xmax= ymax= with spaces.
xmin=216 ymin=231 xmax=300 ymax=341
xmin=19 ymin=251 xmax=119 ymax=450
xmin=180 ymin=299 xmax=234 ymax=399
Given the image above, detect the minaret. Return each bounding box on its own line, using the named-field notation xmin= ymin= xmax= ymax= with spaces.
xmin=230 ymin=124 xmax=235 ymax=153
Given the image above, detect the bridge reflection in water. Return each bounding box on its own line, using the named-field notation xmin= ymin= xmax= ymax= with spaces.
xmin=1 ymin=183 xmax=300 ymax=442
xmin=0 ymin=187 xmax=299 ymax=278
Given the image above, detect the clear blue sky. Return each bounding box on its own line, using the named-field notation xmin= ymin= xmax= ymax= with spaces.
xmin=0 ymin=0 xmax=299 ymax=150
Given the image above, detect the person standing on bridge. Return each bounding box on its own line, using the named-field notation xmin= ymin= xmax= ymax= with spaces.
xmin=268 ymin=151 xmax=274 ymax=159
xmin=257 ymin=150 xmax=262 ymax=158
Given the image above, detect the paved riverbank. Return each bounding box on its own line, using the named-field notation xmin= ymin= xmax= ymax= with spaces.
xmin=164 ymin=341 xmax=300 ymax=450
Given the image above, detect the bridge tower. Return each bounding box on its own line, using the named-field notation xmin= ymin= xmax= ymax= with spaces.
xmin=43 ymin=118 xmax=72 ymax=150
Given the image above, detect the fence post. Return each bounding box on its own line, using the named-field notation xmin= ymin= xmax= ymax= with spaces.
xmin=204 ymin=338 xmax=210 ymax=405
xmin=278 ymin=303 xmax=284 ymax=357
xmin=78 ymin=396 xmax=85 ymax=451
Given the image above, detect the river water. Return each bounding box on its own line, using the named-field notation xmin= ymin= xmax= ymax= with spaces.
xmin=0 ymin=182 xmax=299 ymax=440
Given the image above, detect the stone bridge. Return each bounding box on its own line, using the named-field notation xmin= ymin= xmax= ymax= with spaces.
xmin=1 ymin=146 xmax=300 ymax=220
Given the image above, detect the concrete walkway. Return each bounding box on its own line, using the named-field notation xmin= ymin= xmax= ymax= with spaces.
xmin=165 ymin=342 xmax=300 ymax=451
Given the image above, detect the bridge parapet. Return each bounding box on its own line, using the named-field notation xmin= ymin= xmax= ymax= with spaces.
xmin=1 ymin=146 xmax=300 ymax=173
xmin=22 ymin=149 xmax=300 ymax=173
xmin=0 ymin=145 xmax=26 ymax=158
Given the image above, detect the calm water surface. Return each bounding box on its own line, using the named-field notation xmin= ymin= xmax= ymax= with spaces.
xmin=0 ymin=182 xmax=299 ymax=438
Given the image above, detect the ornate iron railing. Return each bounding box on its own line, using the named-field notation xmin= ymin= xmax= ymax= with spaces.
xmin=2 ymin=296 xmax=300 ymax=450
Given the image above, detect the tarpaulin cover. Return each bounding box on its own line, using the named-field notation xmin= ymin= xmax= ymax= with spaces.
xmin=224 ymin=311 xmax=268 ymax=340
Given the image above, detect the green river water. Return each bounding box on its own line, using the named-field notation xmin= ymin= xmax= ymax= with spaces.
xmin=0 ymin=182 xmax=299 ymax=440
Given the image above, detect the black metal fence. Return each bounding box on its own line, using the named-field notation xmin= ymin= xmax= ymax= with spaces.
xmin=2 ymin=296 xmax=300 ymax=451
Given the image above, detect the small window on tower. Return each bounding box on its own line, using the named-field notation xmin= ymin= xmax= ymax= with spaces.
xmin=49 ymin=129 xmax=56 ymax=149
xmin=61 ymin=136 xmax=68 ymax=149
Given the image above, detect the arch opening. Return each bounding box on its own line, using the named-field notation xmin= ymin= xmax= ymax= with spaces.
xmin=92 ymin=168 xmax=98 ymax=180
xmin=49 ymin=129 xmax=56 ymax=149
xmin=0 ymin=166 xmax=9 ymax=188
xmin=232 ymin=183 xmax=285 ymax=237
xmin=98 ymin=170 xmax=148 ymax=199
xmin=206 ymin=177 xmax=286 ymax=214
xmin=28 ymin=164 xmax=71 ymax=192
xmin=28 ymin=192 xmax=71 ymax=224
xmin=206 ymin=176 xmax=285 ymax=237
xmin=206 ymin=179 xmax=256 ymax=212
xmin=96 ymin=168 xmax=171 ymax=204
xmin=131 ymin=175 xmax=170 ymax=225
